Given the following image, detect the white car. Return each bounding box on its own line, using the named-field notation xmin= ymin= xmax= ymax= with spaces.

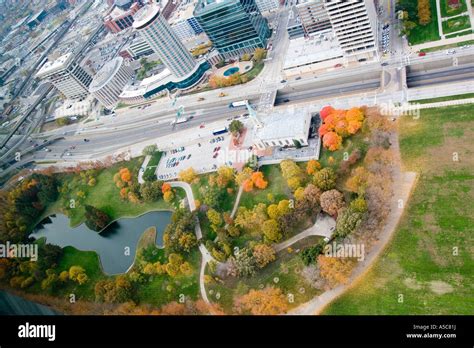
xmin=446 ymin=49 xmax=456 ymax=55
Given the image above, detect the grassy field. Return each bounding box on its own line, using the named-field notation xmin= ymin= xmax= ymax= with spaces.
xmin=52 ymin=157 xmax=171 ymax=227
xmin=411 ymin=92 xmax=474 ymax=104
xmin=442 ymin=15 xmax=471 ymax=34
xmin=206 ymin=236 xmax=324 ymax=313
xmin=445 ymin=29 xmax=473 ymax=38
xmin=322 ymin=104 xmax=474 ymax=314
xmin=440 ymin=0 xmax=468 ymax=17
xmin=407 ymin=0 xmax=441 ymax=44
xmin=420 ymin=39 xmax=474 ymax=52
xmin=144 ymin=151 xmax=162 ymax=179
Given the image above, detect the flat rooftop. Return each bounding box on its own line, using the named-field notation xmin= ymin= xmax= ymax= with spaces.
xmin=256 ymin=108 xmax=312 ymax=141
xmin=283 ymin=31 xmax=344 ymax=70
xmin=169 ymin=1 xmax=197 ymax=24
xmin=132 ymin=4 xmax=160 ymax=29
xmin=36 ymin=53 xmax=74 ymax=78
xmin=89 ymin=57 xmax=124 ymax=92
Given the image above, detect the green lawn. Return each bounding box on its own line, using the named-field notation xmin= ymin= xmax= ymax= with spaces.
xmin=411 ymin=92 xmax=474 ymax=104
xmin=244 ymin=61 xmax=264 ymax=81
xmin=406 ymin=0 xmax=441 ymax=44
xmin=420 ymin=39 xmax=474 ymax=52
xmin=440 ymin=0 xmax=468 ymax=17
xmin=53 ymin=157 xmax=171 ymax=227
xmin=322 ymin=104 xmax=474 ymax=314
xmin=144 ymin=151 xmax=162 ymax=179
xmin=239 ymin=164 xmax=291 ymax=209
xmin=445 ymin=29 xmax=473 ymax=38
xmin=442 ymin=15 xmax=471 ymax=34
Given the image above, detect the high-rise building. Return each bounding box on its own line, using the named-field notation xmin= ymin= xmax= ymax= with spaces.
xmin=194 ymin=0 xmax=271 ymax=58
xmin=254 ymin=0 xmax=279 ymax=13
xmin=169 ymin=0 xmax=204 ymax=41
xmin=324 ymin=0 xmax=377 ymax=61
xmin=133 ymin=4 xmax=198 ymax=78
xmin=89 ymin=57 xmax=134 ymax=109
xmin=286 ymin=6 xmax=304 ymax=39
xmin=296 ymin=0 xmax=331 ymax=36
xmin=36 ymin=53 xmax=92 ymax=99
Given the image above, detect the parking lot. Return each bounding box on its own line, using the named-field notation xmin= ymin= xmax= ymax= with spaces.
xmin=156 ymin=133 xmax=232 ymax=180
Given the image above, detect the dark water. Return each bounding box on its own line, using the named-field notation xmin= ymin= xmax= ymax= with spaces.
xmin=31 ymin=211 xmax=172 ymax=275
xmin=0 ymin=290 xmax=59 ymax=315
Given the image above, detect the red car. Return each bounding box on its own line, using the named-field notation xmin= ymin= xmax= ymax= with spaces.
xmin=418 ymin=52 xmax=426 ymax=57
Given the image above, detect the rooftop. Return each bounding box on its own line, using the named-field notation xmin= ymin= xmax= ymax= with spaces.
xmin=36 ymin=53 xmax=74 ymax=78
xmin=89 ymin=57 xmax=124 ymax=92
xmin=194 ymin=0 xmax=229 ymax=14
xmin=283 ymin=31 xmax=344 ymax=70
xmin=287 ymin=6 xmax=302 ymax=28
xmin=132 ymin=4 xmax=160 ymax=29
xmin=255 ymin=107 xmax=312 ymax=141
xmin=169 ymin=0 xmax=197 ymax=24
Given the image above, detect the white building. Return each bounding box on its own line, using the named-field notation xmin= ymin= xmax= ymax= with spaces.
xmin=89 ymin=56 xmax=134 ymax=109
xmin=255 ymin=0 xmax=279 ymax=13
xmin=126 ymin=37 xmax=154 ymax=59
xmin=254 ymin=109 xmax=312 ymax=150
xmin=296 ymin=0 xmax=331 ymax=35
xmin=168 ymin=0 xmax=204 ymax=41
xmin=324 ymin=0 xmax=378 ymax=62
xmin=133 ymin=4 xmax=199 ymax=78
xmin=36 ymin=53 xmax=92 ymax=100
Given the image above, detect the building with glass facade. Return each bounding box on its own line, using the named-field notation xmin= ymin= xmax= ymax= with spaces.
xmin=194 ymin=0 xmax=271 ymax=59
xmin=133 ymin=4 xmax=199 ymax=78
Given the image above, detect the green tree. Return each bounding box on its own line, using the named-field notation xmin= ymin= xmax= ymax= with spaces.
xmin=142 ymin=144 xmax=157 ymax=156
xmin=84 ymin=205 xmax=111 ymax=232
xmin=313 ymin=167 xmax=337 ymax=191
xmin=262 ymin=219 xmax=282 ymax=243
xmin=229 ymin=120 xmax=244 ymax=136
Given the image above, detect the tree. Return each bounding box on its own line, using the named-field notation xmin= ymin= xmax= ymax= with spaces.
xmin=318 ymin=255 xmax=355 ymax=286
xmin=227 ymin=247 xmax=257 ymax=277
xmin=178 ymin=167 xmax=198 ymax=183
xmin=69 ymin=266 xmax=88 ymax=285
xmin=84 ymin=205 xmax=111 ymax=232
xmin=140 ymin=181 xmax=163 ymax=202
xmin=199 ymin=185 xmax=223 ymax=207
xmin=142 ymin=144 xmax=157 ymax=156
xmin=346 ymin=166 xmax=369 ymax=194
xmin=335 ymin=207 xmax=364 ymax=238
xmin=95 ymin=276 xmax=133 ymax=303
xmin=234 ymin=287 xmax=288 ymax=315
xmin=350 ymin=197 xmax=368 ymax=213
xmin=306 ymin=159 xmax=321 ymax=175
xmin=252 ymin=244 xmax=276 ymax=268
xmin=267 ymin=204 xmax=279 ymax=219
xmin=262 ymin=219 xmax=282 ymax=243
xmin=241 ymin=53 xmax=251 ymax=61
xmin=320 ymin=106 xmax=335 ymax=120
xmin=313 ymin=167 xmax=337 ymax=191
xmin=163 ymin=190 xmax=174 ymax=203
xmin=417 ymin=0 xmax=431 ymax=25
xmin=320 ymin=189 xmax=345 ymax=216
xmin=178 ymin=233 xmax=197 ymax=252
xmin=207 ymin=208 xmax=222 ymax=230
xmin=242 ymin=179 xmax=254 ymax=192
xmin=235 ymin=167 xmax=253 ymax=186
xmin=229 ymin=120 xmax=244 ymax=136
xmin=253 ymin=48 xmax=267 ymax=62
xmin=119 ymin=168 xmax=132 ymax=183
xmin=161 ymin=183 xmax=172 ymax=193
xmin=300 ymin=241 xmax=326 ymax=265
xmin=216 ymin=166 xmax=235 ymax=188
xmin=323 ymin=131 xmax=343 ymax=151
xmin=251 ymin=171 xmax=268 ymax=189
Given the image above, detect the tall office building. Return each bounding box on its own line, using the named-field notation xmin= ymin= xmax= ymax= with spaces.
xmin=324 ymin=0 xmax=378 ymax=61
xmin=296 ymin=0 xmax=331 ymax=36
xmin=194 ymin=0 xmax=271 ymax=59
xmin=36 ymin=53 xmax=92 ymax=99
xmin=133 ymin=4 xmax=198 ymax=78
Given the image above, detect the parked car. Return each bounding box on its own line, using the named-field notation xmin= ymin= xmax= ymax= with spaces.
xmin=418 ymin=52 xmax=426 ymax=57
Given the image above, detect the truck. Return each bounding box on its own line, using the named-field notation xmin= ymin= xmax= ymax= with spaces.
xmin=170 ymin=117 xmax=188 ymax=125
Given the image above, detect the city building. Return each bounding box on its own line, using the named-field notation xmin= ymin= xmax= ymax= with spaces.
xmin=253 ymin=109 xmax=312 ymax=150
xmin=104 ymin=1 xmax=142 ymax=33
xmin=122 ymin=37 xmax=154 ymax=60
xmin=286 ymin=6 xmax=304 ymax=39
xmin=194 ymin=0 xmax=271 ymax=59
xmin=169 ymin=0 xmax=204 ymax=41
xmin=133 ymin=4 xmax=200 ymax=78
xmin=282 ymin=31 xmax=343 ymax=78
xmin=254 ymin=0 xmax=279 ymax=13
xmin=36 ymin=53 xmax=92 ymax=99
xmin=296 ymin=0 xmax=331 ymax=36
xmin=324 ymin=0 xmax=378 ymax=61
xmin=89 ymin=56 xmax=134 ymax=109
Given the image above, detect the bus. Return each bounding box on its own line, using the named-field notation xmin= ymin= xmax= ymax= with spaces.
xmin=212 ymin=127 xmax=228 ymax=136
xmin=228 ymin=99 xmax=248 ymax=108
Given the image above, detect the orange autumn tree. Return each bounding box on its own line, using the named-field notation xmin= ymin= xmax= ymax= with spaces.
xmin=161 ymin=183 xmax=171 ymax=194
xmin=251 ymin=171 xmax=268 ymax=189
xmin=242 ymin=179 xmax=254 ymax=192
xmin=119 ymin=168 xmax=132 ymax=183
xmin=306 ymin=159 xmax=321 ymax=175
xmin=318 ymin=255 xmax=355 ymax=286
xmin=233 ymin=287 xmax=288 ymax=315
xmin=319 ymin=106 xmax=364 ymax=151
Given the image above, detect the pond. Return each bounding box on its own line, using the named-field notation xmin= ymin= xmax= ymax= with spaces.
xmin=0 ymin=290 xmax=59 ymax=315
xmin=223 ymin=66 xmax=240 ymax=76
xmin=31 ymin=211 xmax=172 ymax=275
